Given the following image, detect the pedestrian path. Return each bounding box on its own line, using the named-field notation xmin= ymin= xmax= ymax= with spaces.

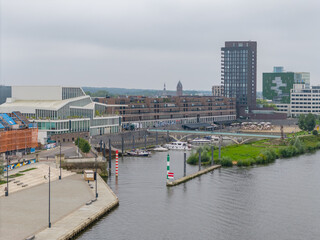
xmin=35 ymin=175 xmax=119 ymax=240
xmin=0 ymin=174 xmax=93 ymax=240
xmin=0 ymin=163 xmax=74 ymax=197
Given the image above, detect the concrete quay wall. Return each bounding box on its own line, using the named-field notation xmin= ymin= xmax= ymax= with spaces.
xmin=35 ymin=175 xmax=119 ymax=240
xmin=167 ymin=165 xmax=221 ymax=187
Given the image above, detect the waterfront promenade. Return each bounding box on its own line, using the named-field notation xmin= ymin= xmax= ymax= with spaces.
xmin=0 ymin=166 xmax=118 ymax=240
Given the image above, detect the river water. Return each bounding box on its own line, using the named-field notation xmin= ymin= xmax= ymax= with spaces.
xmin=78 ymin=150 xmax=320 ymax=240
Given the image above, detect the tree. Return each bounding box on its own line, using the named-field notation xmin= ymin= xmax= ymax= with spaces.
xmin=298 ymin=114 xmax=306 ymax=130
xmin=75 ymin=137 xmax=91 ymax=154
xmin=82 ymin=141 xmax=91 ymax=154
xmin=304 ymin=113 xmax=316 ymax=132
xmin=298 ymin=113 xmax=316 ymax=132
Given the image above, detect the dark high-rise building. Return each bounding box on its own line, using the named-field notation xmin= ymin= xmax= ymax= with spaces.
xmin=176 ymin=81 xmax=183 ymax=96
xmin=221 ymin=41 xmax=257 ymax=116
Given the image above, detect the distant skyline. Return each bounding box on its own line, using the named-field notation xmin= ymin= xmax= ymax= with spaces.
xmin=1 ymin=0 xmax=320 ymax=91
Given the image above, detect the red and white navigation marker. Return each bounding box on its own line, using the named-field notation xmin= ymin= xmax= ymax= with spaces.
xmin=116 ymin=150 xmax=118 ymax=177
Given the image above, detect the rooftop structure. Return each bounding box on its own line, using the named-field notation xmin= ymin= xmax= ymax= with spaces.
xmin=212 ymin=85 xmax=224 ymax=96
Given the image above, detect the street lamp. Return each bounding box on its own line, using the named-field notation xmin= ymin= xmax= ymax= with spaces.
xmin=59 ymin=142 xmax=61 ymax=180
xmin=48 ymin=166 xmax=51 ymax=228
xmin=5 ymin=152 xmax=9 ymax=197
xmin=95 ymin=156 xmax=98 ymax=198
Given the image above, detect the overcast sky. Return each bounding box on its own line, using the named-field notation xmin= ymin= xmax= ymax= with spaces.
xmin=1 ymin=0 xmax=319 ymax=91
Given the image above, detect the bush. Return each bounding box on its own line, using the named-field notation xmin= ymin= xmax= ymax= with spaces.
xmin=237 ymin=159 xmax=252 ymax=167
xmin=219 ymin=157 xmax=233 ymax=167
xmin=312 ymin=130 xmax=318 ymax=136
xmin=75 ymin=137 xmax=91 ymax=154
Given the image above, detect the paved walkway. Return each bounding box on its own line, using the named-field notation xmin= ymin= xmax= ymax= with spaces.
xmin=35 ymin=175 xmax=119 ymax=240
xmin=0 ymin=174 xmax=93 ymax=240
xmin=0 ymin=163 xmax=75 ymax=197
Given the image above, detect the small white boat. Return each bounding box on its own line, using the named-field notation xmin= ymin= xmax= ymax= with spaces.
xmin=153 ymin=145 xmax=168 ymax=151
xmin=127 ymin=149 xmax=151 ymax=156
xmin=164 ymin=141 xmax=191 ymax=150
xmin=191 ymin=138 xmax=212 ymax=146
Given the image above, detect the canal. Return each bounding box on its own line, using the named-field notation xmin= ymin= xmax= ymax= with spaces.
xmin=78 ymin=150 xmax=320 ymax=240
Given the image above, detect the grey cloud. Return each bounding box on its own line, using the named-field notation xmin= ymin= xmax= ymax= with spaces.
xmin=1 ymin=0 xmax=320 ymax=90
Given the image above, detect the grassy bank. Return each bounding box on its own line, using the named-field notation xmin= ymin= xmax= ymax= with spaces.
xmin=187 ymin=134 xmax=320 ymax=167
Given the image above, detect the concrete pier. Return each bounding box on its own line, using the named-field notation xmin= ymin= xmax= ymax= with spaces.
xmin=166 ymin=165 xmax=221 ymax=187
xmin=35 ymin=175 xmax=119 ymax=240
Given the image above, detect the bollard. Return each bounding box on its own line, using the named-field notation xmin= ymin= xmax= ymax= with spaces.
xmin=184 ymin=152 xmax=187 ymax=177
xmin=198 ymin=148 xmax=201 ymax=171
xmin=211 ymin=146 xmax=214 ymax=166
xmin=116 ymin=150 xmax=118 ymax=177
xmin=109 ymin=139 xmax=111 ymax=171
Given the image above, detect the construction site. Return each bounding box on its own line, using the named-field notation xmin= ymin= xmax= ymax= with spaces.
xmin=0 ymin=111 xmax=38 ymax=154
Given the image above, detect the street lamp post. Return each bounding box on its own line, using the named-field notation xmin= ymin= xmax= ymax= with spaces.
xmin=48 ymin=166 xmax=51 ymax=228
xmin=5 ymin=152 xmax=9 ymax=197
xmin=59 ymin=143 xmax=61 ymax=180
xmin=95 ymin=156 xmax=98 ymax=198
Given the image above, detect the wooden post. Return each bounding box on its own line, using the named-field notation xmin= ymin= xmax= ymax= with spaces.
xmin=121 ymin=136 xmax=124 ymax=155
xmin=184 ymin=152 xmax=187 ymax=177
xmin=133 ymin=135 xmax=135 ymax=149
xmin=211 ymin=145 xmax=214 ymax=166
xmin=156 ymin=131 xmax=158 ymax=145
xmin=198 ymin=148 xmax=201 ymax=171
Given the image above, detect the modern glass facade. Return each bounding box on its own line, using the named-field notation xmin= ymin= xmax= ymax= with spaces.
xmin=62 ymin=87 xmax=86 ymax=100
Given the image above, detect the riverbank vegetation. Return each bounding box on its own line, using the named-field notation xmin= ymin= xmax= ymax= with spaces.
xmin=187 ymin=133 xmax=320 ymax=167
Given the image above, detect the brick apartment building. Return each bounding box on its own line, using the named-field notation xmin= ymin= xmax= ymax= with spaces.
xmin=94 ymin=95 xmax=236 ymax=127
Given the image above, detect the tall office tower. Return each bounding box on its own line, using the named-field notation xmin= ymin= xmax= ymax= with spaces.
xmin=221 ymin=41 xmax=257 ymax=116
xmin=176 ymin=81 xmax=183 ymax=96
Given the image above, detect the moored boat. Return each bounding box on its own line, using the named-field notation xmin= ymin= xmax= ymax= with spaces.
xmin=127 ymin=149 xmax=151 ymax=156
xmin=153 ymin=145 xmax=168 ymax=151
xmin=164 ymin=141 xmax=191 ymax=150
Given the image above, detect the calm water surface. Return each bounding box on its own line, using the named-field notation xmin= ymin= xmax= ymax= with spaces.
xmin=78 ymin=151 xmax=320 ymax=240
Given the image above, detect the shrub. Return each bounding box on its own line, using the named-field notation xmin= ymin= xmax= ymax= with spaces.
xmin=237 ymin=159 xmax=252 ymax=167
xmin=75 ymin=137 xmax=91 ymax=154
xmin=312 ymin=130 xmax=318 ymax=136
xmin=220 ymin=157 xmax=233 ymax=167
